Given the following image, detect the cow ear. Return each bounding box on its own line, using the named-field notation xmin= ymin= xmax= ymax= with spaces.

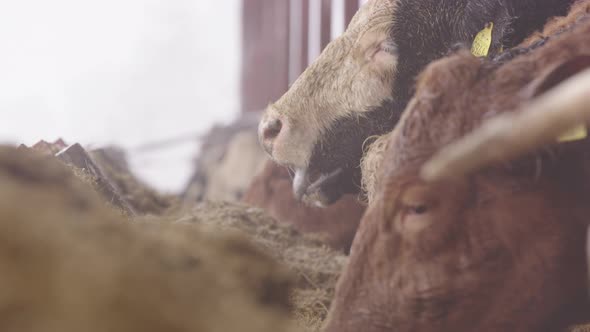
xmin=357 ymin=28 xmax=398 ymax=70
xmin=524 ymin=55 xmax=590 ymax=98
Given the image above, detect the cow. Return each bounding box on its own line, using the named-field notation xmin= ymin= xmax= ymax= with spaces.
xmin=361 ymin=0 xmax=590 ymax=202
xmin=258 ymin=0 xmax=574 ymax=206
xmin=242 ymin=160 xmax=365 ymax=253
xmin=323 ymin=6 xmax=590 ymax=332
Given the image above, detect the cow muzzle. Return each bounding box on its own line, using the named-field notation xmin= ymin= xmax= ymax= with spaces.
xmin=292 ymin=167 xmax=356 ymax=207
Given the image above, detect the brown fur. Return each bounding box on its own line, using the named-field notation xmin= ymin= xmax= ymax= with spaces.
xmin=522 ymin=0 xmax=590 ymax=46
xmin=362 ymin=0 xmax=590 ymax=202
xmin=242 ymin=160 xmax=365 ymax=253
xmin=325 ymin=4 xmax=590 ymax=332
xmin=0 ymin=147 xmax=299 ymax=332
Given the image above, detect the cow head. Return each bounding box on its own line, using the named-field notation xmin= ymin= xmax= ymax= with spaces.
xmin=258 ymin=0 xmax=399 ymax=206
xmin=324 ymin=47 xmax=590 ymax=332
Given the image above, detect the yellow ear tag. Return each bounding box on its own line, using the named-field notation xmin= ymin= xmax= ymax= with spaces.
xmin=471 ymin=22 xmax=494 ymax=57
xmin=557 ymin=124 xmax=587 ymax=142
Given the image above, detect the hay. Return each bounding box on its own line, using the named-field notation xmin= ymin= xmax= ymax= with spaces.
xmin=157 ymin=201 xmax=348 ymax=332
xmin=90 ymin=147 xmax=176 ymax=215
xmin=0 ymin=146 xmax=300 ymax=332
xmin=291 ymin=289 xmax=333 ymax=332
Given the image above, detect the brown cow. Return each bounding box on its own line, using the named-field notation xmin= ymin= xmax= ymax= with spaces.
xmin=324 ymin=7 xmax=590 ymax=332
xmin=243 ymin=160 xmax=365 ymax=253
xmin=258 ymin=0 xmax=574 ymax=206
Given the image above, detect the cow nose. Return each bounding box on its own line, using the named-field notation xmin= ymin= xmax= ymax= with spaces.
xmin=259 ymin=117 xmax=283 ymax=155
xmin=263 ymin=118 xmax=282 ymax=140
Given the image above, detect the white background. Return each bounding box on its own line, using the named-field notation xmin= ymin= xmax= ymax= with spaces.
xmin=0 ymin=0 xmax=241 ymax=192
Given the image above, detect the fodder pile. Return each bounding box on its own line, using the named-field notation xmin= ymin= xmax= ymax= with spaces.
xmin=152 ymin=201 xmax=348 ymax=332
xmin=90 ymin=147 xmax=176 ymax=214
xmin=0 ymin=146 xmax=300 ymax=332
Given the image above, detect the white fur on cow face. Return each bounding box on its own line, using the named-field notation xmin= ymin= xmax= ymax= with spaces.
xmin=260 ymin=0 xmax=399 ymax=172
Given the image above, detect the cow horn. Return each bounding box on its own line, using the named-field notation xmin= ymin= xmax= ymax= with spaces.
xmin=421 ymin=68 xmax=590 ymax=182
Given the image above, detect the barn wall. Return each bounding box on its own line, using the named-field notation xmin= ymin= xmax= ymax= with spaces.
xmin=241 ymin=0 xmax=361 ymax=113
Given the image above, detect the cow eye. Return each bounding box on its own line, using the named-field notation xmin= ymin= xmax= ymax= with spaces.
xmin=394 ymin=184 xmax=437 ymax=234
xmin=396 ymin=201 xmax=433 ymax=235
xmin=407 ymin=204 xmax=428 ymax=215
xmin=380 ymin=40 xmax=398 ymax=55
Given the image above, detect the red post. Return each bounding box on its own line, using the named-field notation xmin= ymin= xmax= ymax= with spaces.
xmin=321 ymin=0 xmax=332 ymax=50
xmin=287 ymin=0 xmax=312 ymax=83
xmin=344 ymin=0 xmax=359 ymax=26
xmin=241 ymin=0 xmax=291 ymax=113
xmin=300 ymin=0 xmax=310 ymax=70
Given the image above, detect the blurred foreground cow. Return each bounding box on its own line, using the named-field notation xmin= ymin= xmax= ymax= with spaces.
xmin=258 ymin=0 xmax=573 ymax=206
xmin=325 ymin=4 xmax=590 ymax=332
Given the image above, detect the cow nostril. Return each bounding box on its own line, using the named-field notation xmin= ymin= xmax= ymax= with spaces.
xmin=263 ymin=119 xmax=282 ymax=141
